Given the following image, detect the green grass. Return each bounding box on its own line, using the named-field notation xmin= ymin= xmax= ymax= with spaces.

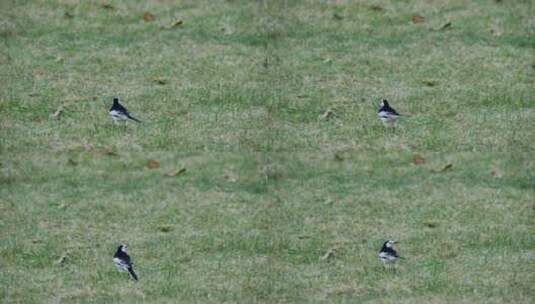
xmin=1 ymin=0 xmax=534 ymax=303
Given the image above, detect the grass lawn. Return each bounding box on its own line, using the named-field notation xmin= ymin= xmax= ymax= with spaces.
xmin=1 ymin=0 xmax=534 ymax=303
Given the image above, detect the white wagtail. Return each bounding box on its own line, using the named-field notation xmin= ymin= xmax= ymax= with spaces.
xmin=113 ymin=244 xmax=138 ymax=281
xmin=378 ymin=240 xmax=403 ymax=264
xmin=378 ymin=99 xmax=401 ymax=124
xmin=109 ymin=97 xmax=141 ymax=123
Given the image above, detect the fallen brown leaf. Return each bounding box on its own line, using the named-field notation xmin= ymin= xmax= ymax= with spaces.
xmin=431 ymin=163 xmax=453 ymax=173
xmin=101 ymin=3 xmax=115 ymax=10
xmin=440 ymin=164 xmax=453 ymax=172
xmin=103 ymin=150 xmax=118 ymax=157
xmin=422 ymin=80 xmax=438 ymax=87
xmin=423 ymin=221 xmax=438 ymax=228
xmin=438 ymin=22 xmax=452 ymax=30
xmin=166 ymin=167 xmax=186 ymax=177
xmin=170 ymin=20 xmax=183 ymax=28
xmin=147 ymin=159 xmax=160 ymax=169
xmin=370 ymin=5 xmax=384 ymax=12
xmin=153 ymin=77 xmax=167 ymax=85
xmin=490 ymin=24 xmax=502 ymax=36
xmin=413 ymin=155 xmax=426 ymax=165
xmin=490 ymin=28 xmax=502 ymax=36
xmin=320 ymin=248 xmax=336 ymax=261
xmin=319 ymin=109 xmax=335 ymax=120
xmin=224 ymin=174 xmax=237 ymax=182
xmin=411 ymin=14 xmax=425 ymax=24
xmin=158 ymin=225 xmax=173 ymax=232
xmin=51 ymin=105 xmax=64 ymax=120
xmin=333 ymin=13 xmax=343 ymax=20
xmin=143 ymin=12 xmax=155 ymax=22
xmin=56 ymin=254 xmax=68 ymax=266
xmin=490 ymin=169 xmax=503 ymax=178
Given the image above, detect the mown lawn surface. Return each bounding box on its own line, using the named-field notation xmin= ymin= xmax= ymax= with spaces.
xmin=1 ymin=0 xmax=534 ymax=303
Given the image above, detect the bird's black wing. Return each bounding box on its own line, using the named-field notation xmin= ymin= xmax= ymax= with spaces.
xmin=381 ymin=104 xmax=399 ymax=116
xmin=384 ymin=247 xmax=397 ymax=256
xmin=389 ymin=107 xmax=400 ymax=116
xmin=112 ymin=102 xmax=129 ymax=114
xmin=114 ymin=251 xmax=133 ymax=266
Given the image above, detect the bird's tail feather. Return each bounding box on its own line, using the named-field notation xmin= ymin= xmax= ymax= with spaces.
xmin=128 ymin=267 xmax=138 ymax=281
xmin=127 ymin=115 xmax=142 ymax=123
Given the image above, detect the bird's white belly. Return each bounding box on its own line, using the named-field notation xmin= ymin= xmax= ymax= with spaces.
xmin=109 ymin=110 xmax=127 ymax=121
xmin=379 ymin=252 xmax=397 ymax=263
xmin=378 ymin=111 xmax=399 ymax=122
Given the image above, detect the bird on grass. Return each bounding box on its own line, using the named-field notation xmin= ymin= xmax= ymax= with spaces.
xmin=109 ymin=97 xmax=141 ymax=123
xmin=378 ymin=99 xmax=401 ymax=125
xmin=379 ymin=240 xmax=403 ymax=265
xmin=113 ymin=244 xmax=138 ymax=281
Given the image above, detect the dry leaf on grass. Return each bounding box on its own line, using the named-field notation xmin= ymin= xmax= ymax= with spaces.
xmin=223 ymin=174 xmax=237 ymax=182
xmin=51 ymin=105 xmax=64 ymax=120
xmin=158 ymin=225 xmax=173 ymax=232
xmin=56 ymin=253 xmax=69 ymax=266
xmin=438 ymin=22 xmax=452 ymax=30
xmin=153 ymin=77 xmax=167 ymax=85
xmin=166 ymin=167 xmax=186 ymax=177
xmin=422 ymin=80 xmax=438 ymax=87
xmin=143 ymin=12 xmax=155 ymax=22
xmin=423 ymin=221 xmax=438 ymax=228
xmin=320 ymin=248 xmax=336 ymax=261
xmin=440 ymin=164 xmax=453 ymax=171
xmin=490 ymin=24 xmax=502 ymax=36
xmin=103 ymin=150 xmax=118 ymax=157
xmin=147 ymin=159 xmax=160 ymax=169
xmin=163 ymin=20 xmax=183 ymax=29
xmin=101 ymin=4 xmax=115 ymax=10
xmin=411 ymin=15 xmax=425 ymax=24
xmin=490 ymin=169 xmax=503 ymax=178
xmin=432 ymin=163 xmax=453 ymax=173
xmin=370 ymin=5 xmax=384 ymax=12
xmin=413 ymin=155 xmax=426 ymax=165
xmin=319 ymin=109 xmax=335 ymax=120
